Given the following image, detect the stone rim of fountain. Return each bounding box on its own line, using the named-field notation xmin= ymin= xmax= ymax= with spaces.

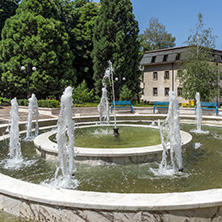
xmin=33 ymin=124 xmax=192 ymax=160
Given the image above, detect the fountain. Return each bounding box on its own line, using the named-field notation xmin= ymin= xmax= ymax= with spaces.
xmin=97 ymin=74 xmax=110 ymax=125
xmin=192 ymin=92 xmax=209 ymax=134
xmin=51 ymin=86 xmax=78 ymax=189
xmin=9 ymin=98 xmax=22 ymax=164
xmin=103 ymin=60 xmax=119 ymax=136
xmin=0 ymin=89 xmax=222 ymax=221
xmin=158 ymin=91 xmax=183 ymax=173
xmin=25 ymin=93 xmax=39 ymax=140
xmin=195 ymin=92 xmax=202 ymax=132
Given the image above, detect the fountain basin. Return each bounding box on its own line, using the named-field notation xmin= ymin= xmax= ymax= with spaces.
xmin=34 ymin=124 xmax=192 ymax=165
xmin=1 ymin=172 xmax=222 ymax=221
xmin=1 ymin=114 xmax=222 ymax=221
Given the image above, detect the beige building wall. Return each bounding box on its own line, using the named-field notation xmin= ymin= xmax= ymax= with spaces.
xmin=142 ymin=63 xmax=188 ymax=104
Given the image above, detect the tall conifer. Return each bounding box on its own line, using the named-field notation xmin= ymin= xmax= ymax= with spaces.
xmin=92 ymin=0 xmax=141 ymax=98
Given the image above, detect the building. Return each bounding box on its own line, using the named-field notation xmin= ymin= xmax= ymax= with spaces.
xmin=140 ymin=46 xmax=222 ymax=104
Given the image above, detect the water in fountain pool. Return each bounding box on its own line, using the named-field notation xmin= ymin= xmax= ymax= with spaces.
xmin=0 ymin=123 xmax=222 ymax=193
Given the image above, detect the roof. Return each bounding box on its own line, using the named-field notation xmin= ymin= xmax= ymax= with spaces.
xmin=140 ymin=46 xmax=222 ymax=66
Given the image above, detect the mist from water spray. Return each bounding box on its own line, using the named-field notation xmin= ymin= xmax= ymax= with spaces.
xmin=158 ymin=91 xmax=183 ymax=174
xmin=26 ymin=93 xmax=39 ymax=140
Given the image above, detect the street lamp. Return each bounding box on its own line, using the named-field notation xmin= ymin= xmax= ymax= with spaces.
xmin=115 ymin=76 xmax=126 ymax=87
xmin=21 ymin=62 xmax=36 ymax=99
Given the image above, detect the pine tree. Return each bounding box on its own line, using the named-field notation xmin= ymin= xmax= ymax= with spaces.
xmin=72 ymin=2 xmax=99 ymax=89
xmin=0 ymin=0 xmax=20 ymax=40
xmin=0 ymin=0 xmax=75 ymax=99
xmin=92 ymin=0 xmax=141 ymax=99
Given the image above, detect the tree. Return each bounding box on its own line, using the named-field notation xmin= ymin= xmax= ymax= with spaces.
xmin=0 ymin=0 xmax=20 ymax=40
xmin=178 ymin=13 xmax=219 ymax=102
xmin=0 ymin=0 xmax=75 ymax=99
xmin=92 ymin=0 xmax=141 ymax=99
xmin=72 ymin=2 xmax=99 ymax=89
xmin=140 ymin=17 xmax=176 ymax=52
xmin=55 ymin=0 xmax=99 ymax=89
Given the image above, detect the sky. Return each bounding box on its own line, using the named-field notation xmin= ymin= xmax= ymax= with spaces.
xmin=92 ymin=0 xmax=222 ymax=50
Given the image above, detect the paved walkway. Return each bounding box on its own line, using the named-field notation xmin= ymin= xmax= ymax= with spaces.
xmin=0 ymin=106 xmax=54 ymax=125
xmin=0 ymin=105 xmax=221 ymax=126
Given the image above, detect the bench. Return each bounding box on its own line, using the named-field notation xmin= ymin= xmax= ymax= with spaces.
xmin=111 ymin=101 xmax=133 ymax=113
xmin=195 ymin=102 xmax=218 ymax=115
xmin=153 ymin=101 xmax=169 ymax=113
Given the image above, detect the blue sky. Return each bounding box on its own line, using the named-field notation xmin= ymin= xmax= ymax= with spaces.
xmin=92 ymin=0 xmax=222 ymax=50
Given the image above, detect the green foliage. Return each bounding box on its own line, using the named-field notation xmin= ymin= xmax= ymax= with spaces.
xmin=140 ymin=17 xmax=176 ymax=52
xmin=72 ymin=2 xmax=99 ymax=89
xmin=0 ymin=0 xmax=76 ymax=99
xmin=38 ymin=99 xmax=60 ymax=108
xmin=0 ymin=96 xmax=11 ymax=105
xmin=119 ymin=85 xmax=133 ymax=101
xmin=178 ymin=13 xmax=219 ymax=101
xmin=74 ymin=102 xmax=98 ymax=107
xmin=73 ymin=80 xmax=94 ymax=104
xmin=0 ymin=0 xmax=20 ymax=40
xmin=17 ymin=99 xmax=29 ymax=106
xmin=92 ymin=0 xmax=141 ymax=99
xmin=17 ymin=98 xmax=60 ymax=108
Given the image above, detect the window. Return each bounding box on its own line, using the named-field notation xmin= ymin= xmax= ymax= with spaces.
xmin=163 ymin=55 xmax=168 ymax=62
xmin=153 ymin=88 xmax=158 ymax=96
xmin=175 ymin=53 xmax=181 ymax=61
xmin=153 ymin=72 xmax=158 ymax=80
xmin=165 ymin=87 xmax=170 ymax=96
xmin=151 ymin=56 xmax=156 ymax=63
xmin=164 ymin=71 xmax=169 ymax=79
xmin=177 ymin=87 xmax=182 ymax=96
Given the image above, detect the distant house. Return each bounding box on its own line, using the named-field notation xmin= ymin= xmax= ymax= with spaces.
xmin=140 ymin=46 xmax=222 ymax=104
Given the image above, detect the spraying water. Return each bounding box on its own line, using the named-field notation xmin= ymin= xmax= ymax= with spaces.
xmin=55 ymin=86 xmax=78 ymax=188
xmin=158 ymin=91 xmax=183 ymax=173
xmin=97 ymin=78 xmax=110 ymax=124
xmin=195 ymin=92 xmax=202 ymax=132
xmin=102 ymin=60 xmax=118 ymax=135
xmin=0 ymin=98 xmax=25 ymax=169
xmin=9 ymin=98 xmax=22 ymax=160
xmin=25 ymin=93 xmax=39 ymax=140
xmin=191 ymin=92 xmax=209 ymax=134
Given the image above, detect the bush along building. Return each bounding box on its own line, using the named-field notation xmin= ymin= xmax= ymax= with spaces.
xmin=140 ymin=46 xmax=222 ymax=105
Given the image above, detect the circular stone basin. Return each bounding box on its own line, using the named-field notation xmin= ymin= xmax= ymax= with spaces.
xmin=34 ymin=124 xmax=192 ymax=163
xmin=51 ymin=125 xmax=161 ymax=148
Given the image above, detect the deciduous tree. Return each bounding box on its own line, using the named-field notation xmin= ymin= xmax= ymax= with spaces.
xmin=178 ymin=13 xmax=219 ymax=102
xmin=140 ymin=17 xmax=176 ymax=52
xmin=0 ymin=0 xmax=75 ymax=99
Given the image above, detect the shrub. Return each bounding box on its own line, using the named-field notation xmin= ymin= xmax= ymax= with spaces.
xmin=38 ymin=99 xmax=60 ymax=108
xmin=119 ymin=85 xmax=133 ymax=101
xmin=17 ymin=98 xmax=60 ymax=108
xmin=73 ymin=80 xmax=94 ymax=104
xmin=17 ymin=99 xmax=28 ymax=106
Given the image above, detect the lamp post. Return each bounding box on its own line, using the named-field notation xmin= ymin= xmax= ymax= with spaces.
xmin=21 ymin=63 xmax=36 ymax=99
xmin=115 ymin=76 xmax=126 ymax=87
